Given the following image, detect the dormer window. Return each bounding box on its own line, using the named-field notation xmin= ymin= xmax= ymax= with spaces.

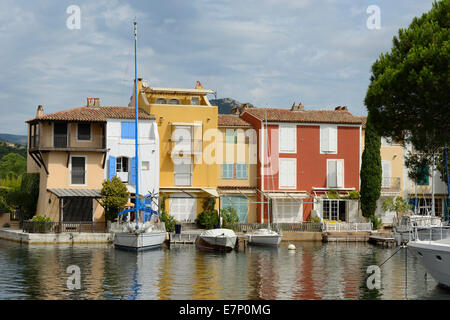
xmin=169 ymin=99 xmax=180 ymax=105
xmin=156 ymin=98 xmax=166 ymax=104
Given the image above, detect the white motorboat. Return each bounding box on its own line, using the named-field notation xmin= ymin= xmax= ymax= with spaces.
xmin=247 ymin=228 xmax=282 ymax=246
xmin=114 ymin=221 xmax=166 ymax=251
xmin=408 ymin=227 xmax=450 ymax=289
xmin=195 ymin=228 xmax=237 ymax=251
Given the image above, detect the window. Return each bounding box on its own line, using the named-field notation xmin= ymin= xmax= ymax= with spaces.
xmin=273 ymin=199 xmax=302 ymax=223
xmin=169 ymin=99 xmax=180 ymax=105
xmin=320 ymin=124 xmax=337 ymax=153
xmin=174 ymin=158 xmax=192 ymax=186
xmin=53 ymin=123 xmax=68 ymax=148
xmin=116 ymin=157 xmax=129 ymax=183
xmin=222 ymin=163 xmax=234 ymax=179
xmin=226 ymin=129 xmax=237 ymax=144
xmin=382 ymin=160 xmax=392 ymax=188
xmin=191 ymin=97 xmax=200 ymax=105
xmin=279 ymin=158 xmax=296 ymax=189
xmin=156 ymin=98 xmax=166 ymax=104
xmin=416 ymin=165 xmax=429 ymax=185
xmin=236 ymin=163 xmax=248 ymax=179
xmin=142 ymin=161 xmax=150 ymax=171
xmin=327 ymin=159 xmax=344 ymax=188
xmin=71 ymin=156 xmax=86 ymax=185
xmin=279 ymin=124 xmax=296 ymax=153
xmin=121 ymin=122 xmax=135 ymax=140
xmin=221 ymin=196 xmax=248 ymax=222
xmin=322 ymin=199 xmax=346 ymax=221
xmin=77 ymin=123 xmax=91 ymax=141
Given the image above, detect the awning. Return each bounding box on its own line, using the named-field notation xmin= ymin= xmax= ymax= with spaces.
xmin=265 ymin=192 xmax=308 ymax=200
xmin=48 ymin=188 xmax=102 ymax=198
xmin=159 ymin=187 xmax=219 ymax=198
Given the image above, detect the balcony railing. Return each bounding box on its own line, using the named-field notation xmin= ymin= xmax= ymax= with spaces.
xmin=29 ymin=134 xmax=106 ymax=151
xmin=381 ymin=177 xmax=401 ymax=192
xmin=22 ymin=221 xmax=107 ymax=233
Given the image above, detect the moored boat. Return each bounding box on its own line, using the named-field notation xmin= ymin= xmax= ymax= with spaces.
xmin=195 ymin=228 xmax=237 ymax=251
xmin=247 ymin=228 xmax=281 ymax=246
xmin=408 ymin=227 xmax=450 ymax=289
xmin=114 ymin=221 xmax=166 ymax=251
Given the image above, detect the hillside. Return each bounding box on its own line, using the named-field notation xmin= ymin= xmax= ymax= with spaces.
xmin=0 ymin=133 xmax=27 ymax=146
xmin=0 ymin=141 xmax=26 ymax=159
xmin=210 ymin=98 xmax=254 ymax=114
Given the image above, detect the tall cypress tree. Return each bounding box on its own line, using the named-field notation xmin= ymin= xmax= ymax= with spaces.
xmin=360 ymin=113 xmax=382 ymax=218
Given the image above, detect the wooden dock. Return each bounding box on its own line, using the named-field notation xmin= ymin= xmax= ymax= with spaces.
xmin=322 ymin=231 xmax=371 ymax=242
xmin=368 ymin=235 xmax=396 ymax=248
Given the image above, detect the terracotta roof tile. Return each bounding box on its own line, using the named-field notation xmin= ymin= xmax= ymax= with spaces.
xmin=243 ymin=108 xmax=363 ymax=125
xmin=218 ymin=114 xmax=252 ymax=127
xmin=27 ymin=106 xmax=155 ymax=123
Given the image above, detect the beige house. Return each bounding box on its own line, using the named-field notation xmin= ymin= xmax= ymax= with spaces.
xmin=359 ymin=117 xmax=405 ymax=224
xmin=217 ymin=113 xmax=258 ymax=223
xmin=26 ymin=98 xmax=154 ymax=224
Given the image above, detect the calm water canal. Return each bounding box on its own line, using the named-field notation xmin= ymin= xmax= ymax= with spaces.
xmin=1 ymin=239 xmax=449 ymax=300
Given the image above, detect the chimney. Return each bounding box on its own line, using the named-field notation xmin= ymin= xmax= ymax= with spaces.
xmin=291 ymin=101 xmax=304 ymax=112
xmin=87 ymin=97 xmax=100 ymax=108
xmin=231 ymin=107 xmax=240 ymax=115
xmin=195 ymin=81 xmax=204 ymax=90
xmin=36 ymin=105 xmax=44 ymax=117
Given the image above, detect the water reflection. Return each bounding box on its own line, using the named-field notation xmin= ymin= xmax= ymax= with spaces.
xmin=1 ymin=239 xmax=450 ymax=300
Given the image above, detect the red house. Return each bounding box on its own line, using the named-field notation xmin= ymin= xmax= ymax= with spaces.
xmin=239 ymin=103 xmax=363 ymax=223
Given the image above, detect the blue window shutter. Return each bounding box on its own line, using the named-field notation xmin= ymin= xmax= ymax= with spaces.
xmin=108 ymin=156 xmax=116 ymax=180
xmin=121 ymin=122 xmax=136 ymax=140
xmin=130 ymin=157 xmax=136 ymax=185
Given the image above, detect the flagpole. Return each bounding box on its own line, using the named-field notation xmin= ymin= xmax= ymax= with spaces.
xmin=134 ymin=19 xmax=140 ymax=229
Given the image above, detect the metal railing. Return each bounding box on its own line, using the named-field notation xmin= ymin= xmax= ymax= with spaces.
xmin=413 ymin=226 xmax=450 ymax=243
xmin=231 ymin=222 xmax=323 ymax=233
xmin=323 ymin=221 xmax=373 ymax=232
xmin=381 ymin=177 xmax=401 ymax=191
xmin=22 ymin=221 xmax=107 ymax=233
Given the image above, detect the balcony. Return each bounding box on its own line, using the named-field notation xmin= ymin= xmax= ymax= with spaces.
xmin=29 ymin=133 xmax=106 ymax=152
xmin=381 ymin=177 xmax=401 ymax=193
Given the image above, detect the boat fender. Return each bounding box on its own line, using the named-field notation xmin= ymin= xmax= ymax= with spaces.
xmin=288 ymin=244 xmax=296 ymax=250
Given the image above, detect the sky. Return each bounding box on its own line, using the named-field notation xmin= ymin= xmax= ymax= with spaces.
xmin=0 ymin=0 xmax=436 ymax=134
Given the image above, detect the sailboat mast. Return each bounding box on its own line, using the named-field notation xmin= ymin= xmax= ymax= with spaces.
xmin=134 ymin=19 xmax=140 ymax=227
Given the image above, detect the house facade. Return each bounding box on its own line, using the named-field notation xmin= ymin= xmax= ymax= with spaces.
xmin=26 ymin=98 xmax=155 ymax=223
xmin=217 ymin=113 xmax=258 ymax=223
xmin=134 ymin=79 xmax=219 ymax=222
xmin=240 ymin=103 xmax=363 ymax=223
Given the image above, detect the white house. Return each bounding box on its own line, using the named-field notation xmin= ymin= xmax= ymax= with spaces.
xmin=105 ymin=115 xmax=160 ymax=212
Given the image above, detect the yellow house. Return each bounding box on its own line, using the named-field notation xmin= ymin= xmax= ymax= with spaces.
xmin=217 ymin=113 xmax=258 ymax=223
xmin=359 ymin=117 xmax=405 ymax=224
xmin=133 ymin=79 xmax=219 ymax=223
xmin=26 ymin=98 xmax=154 ymax=227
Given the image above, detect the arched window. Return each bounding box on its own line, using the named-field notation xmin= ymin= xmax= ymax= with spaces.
xmin=169 ymin=99 xmax=180 ymax=105
xmin=156 ymin=98 xmax=166 ymax=104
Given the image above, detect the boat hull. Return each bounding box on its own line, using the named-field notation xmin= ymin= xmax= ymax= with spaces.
xmin=195 ymin=235 xmax=237 ymax=252
xmin=248 ymin=235 xmax=282 ymax=246
xmin=408 ymin=241 xmax=450 ymax=288
xmin=114 ymin=232 xmax=166 ymax=251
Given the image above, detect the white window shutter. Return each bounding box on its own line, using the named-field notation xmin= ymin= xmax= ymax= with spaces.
xmin=327 ymin=160 xmax=337 ymax=188
xmin=329 ymin=126 xmax=337 ymax=153
xmin=336 ymin=160 xmax=344 ymax=188
xmin=321 ymin=126 xmax=329 ymax=152
xmin=382 ymin=160 xmax=392 ymax=187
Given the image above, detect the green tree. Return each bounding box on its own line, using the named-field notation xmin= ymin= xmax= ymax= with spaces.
xmin=196 ymin=198 xmax=219 ymax=229
xmin=382 ymin=197 xmax=412 ymax=221
xmin=6 ymin=173 xmax=39 ymax=221
xmin=221 ymin=207 xmax=240 ymax=230
xmin=364 ymin=0 xmax=449 ymax=156
xmin=0 ymin=153 xmax=26 ymax=179
xmin=100 ymin=177 xmax=129 ymax=222
xmin=159 ymin=196 xmax=177 ymax=232
xmin=360 ymin=113 xmax=382 ymax=218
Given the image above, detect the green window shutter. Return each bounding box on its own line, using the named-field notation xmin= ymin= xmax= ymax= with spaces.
xmin=236 ymin=163 xmax=248 ymax=179
xmin=226 ymin=129 xmax=236 ymax=144
xmin=416 ymin=165 xmax=429 ymax=185
xmin=222 ymin=163 xmax=233 ymax=179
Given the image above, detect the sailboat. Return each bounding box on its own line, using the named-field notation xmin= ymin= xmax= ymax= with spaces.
xmin=247 ymin=109 xmax=282 ymax=246
xmin=113 ymin=20 xmax=166 ymax=251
